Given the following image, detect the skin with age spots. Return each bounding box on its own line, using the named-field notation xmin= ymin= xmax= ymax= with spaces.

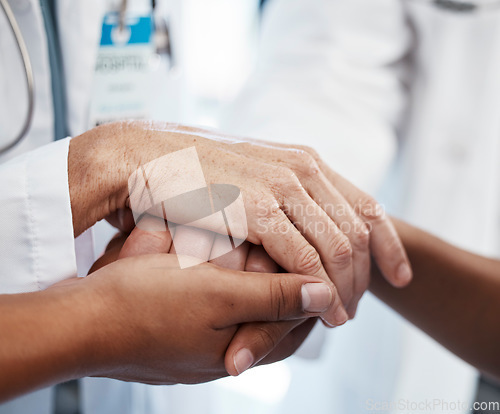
xmin=70 ymin=120 xmax=412 ymax=326
xmin=0 ymin=116 xmax=417 ymax=402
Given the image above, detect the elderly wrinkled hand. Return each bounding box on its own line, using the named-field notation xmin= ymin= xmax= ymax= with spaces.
xmin=71 ymin=122 xmax=411 ymax=325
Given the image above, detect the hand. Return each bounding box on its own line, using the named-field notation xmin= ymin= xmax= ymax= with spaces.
xmin=84 ymin=251 xmax=334 ymax=384
xmin=0 ymin=253 xmax=332 ymax=402
xmin=253 ymin=140 xmax=414 ymax=315
xmin=91 ymin=216 xmax=318 ymax=376
xmin=69 ymin=121 xmax=411 ymax=323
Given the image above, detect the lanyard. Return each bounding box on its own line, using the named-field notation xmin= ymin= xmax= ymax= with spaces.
xmin=39 ymin=0 xmax=69 ymax=141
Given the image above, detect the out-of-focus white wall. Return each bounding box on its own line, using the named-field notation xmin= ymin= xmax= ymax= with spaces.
xmin=158 ymin=0 xmax=260 ymax=127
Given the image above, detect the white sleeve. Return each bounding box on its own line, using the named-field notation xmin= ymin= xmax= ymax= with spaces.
xmin=0 ymin=138 xmax=78 ymax=294
xmin=220 ymin=0 xmax=412 ymax=193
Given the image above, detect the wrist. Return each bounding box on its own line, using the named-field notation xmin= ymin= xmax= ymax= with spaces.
xmin=50 ymin=277 xmax=129 ymax=380
xmin=75 ymin=273 xmax=139 ymax=379
xmin=68 ymin=120 xmax=198 ymax=236
xmin=44 ymin=280 xmax=110 ymax=379
xmin=68 ymin=123 xmax=133 ymax=236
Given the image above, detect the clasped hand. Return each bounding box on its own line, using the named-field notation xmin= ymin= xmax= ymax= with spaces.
xmin=67 ymin=121 xmax=412 ymax=384
xmin=87 ymin=217 xmax=330 ymax=383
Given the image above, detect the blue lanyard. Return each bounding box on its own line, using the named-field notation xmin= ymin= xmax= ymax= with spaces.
xmin=39 ymin=0 xmax=68 ymax=141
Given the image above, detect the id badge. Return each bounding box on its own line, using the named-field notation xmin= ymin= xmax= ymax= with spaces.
xmin=89 ymin=12 xmax=154 ymax=127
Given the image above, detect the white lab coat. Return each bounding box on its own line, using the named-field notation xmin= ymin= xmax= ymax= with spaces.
xmin=221 ymin=0 xmax=499 ymax=413
xmin=0 ymin=0 xmax=496 ymax=414
xmin=0 ymin=1 xmax=163 ymax=413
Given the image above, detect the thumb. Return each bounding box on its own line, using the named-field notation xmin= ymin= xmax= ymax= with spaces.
xmin=214 ymin=270 xmax=341 ymax=327
xmin=225 ymin=318 xmax=317 ymax=376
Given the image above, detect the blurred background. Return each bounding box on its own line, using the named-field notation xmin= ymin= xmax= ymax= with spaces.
xmin=149 ymin=0 xmax=260 ymax=127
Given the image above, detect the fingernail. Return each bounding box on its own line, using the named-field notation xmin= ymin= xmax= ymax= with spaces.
xmin=397 ymin=263 xmax=412 ymax=284
xmin=302 ymin=283 xmax=332 ymax=313
xmin=233 ymin=348 xmax=254 ymax=376
xmin=322 ymin=318 xmax=335 ymax=328
xmin=333 ymin=306 xmax=349 ymax=326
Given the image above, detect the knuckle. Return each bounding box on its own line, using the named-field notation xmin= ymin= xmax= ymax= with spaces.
xmin=269 ymin=278 xmax=290 ymax=321
xmin=293 ymin=245 xmax=323 ymax=275
xmin=302 ymin=145 xmax=320 ymax=160
xmin=253 ymin=325 xmax=280 ymax=351
xmin=294 ymin=144 xmax=321 ymax=162
xmin=351 ymin=222 xmax=370 ymax=251
xmin=256 ymin=199 xmax=281 ymax=220
xmin=293 ymin=150 xmax=320 ymax=178
xmin=329 ymin=235 xmax=353 ymax=266
xmin=354 ymin=195 xmax=386 ymax=222
xmin=283 ymin=171 xmax=302 ymax=191
xmin=268 ymin=212 xmax=290 ymax=235
xmin=275 ymin=165 xmax=296 ymax=183
xmin=271 ymin=166 xmax=303 ymax=197
xmin=379 ymin=233 xmax=404 ymax=258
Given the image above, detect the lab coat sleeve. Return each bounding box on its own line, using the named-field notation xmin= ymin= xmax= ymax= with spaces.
xmin=220 ymin=0 xmax=412 ymax=193
xmin=0 ymin=138 xmax=78 ymax=294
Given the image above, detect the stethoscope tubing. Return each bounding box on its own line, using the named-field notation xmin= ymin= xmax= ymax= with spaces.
xmin=0 ymin=0 xmax=34 ymax=155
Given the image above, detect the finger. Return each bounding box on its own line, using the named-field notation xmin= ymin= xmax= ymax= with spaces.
xmin=258 ymin=209 xmax=348 ymax=326
xmin=119 ymin=215 xmax=173 ymax=259
xmin=214 ymin=270 xmax=342 ymax=327
xmin=283 ymin=188 xmax=356 ymax=310
xmin=303 ymin=176 xmax=371 ymax=318
xmin=256 ymin=146 xmax=369 ymax=315
xmin=105 ymin=232 xmax=128 ymax=253
xmin=89 ymin=233 xmax=128 ymax=273
xmin=260 ymin=318 xmax=317 ymax=365
xmin=209 ymin=237 xmax=249 ymax=271
xmin=245 ymin=143 xmax=411 ymax=288
xmin=346 ymin=294 xmax=363 ymax=319
xmin=225 ymin=319 xmax=304 ymax=376
xmin=324 ymin=171 xmax=412 ymax=287
xmin=245 ymin=245 xmax=279 ymax=273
